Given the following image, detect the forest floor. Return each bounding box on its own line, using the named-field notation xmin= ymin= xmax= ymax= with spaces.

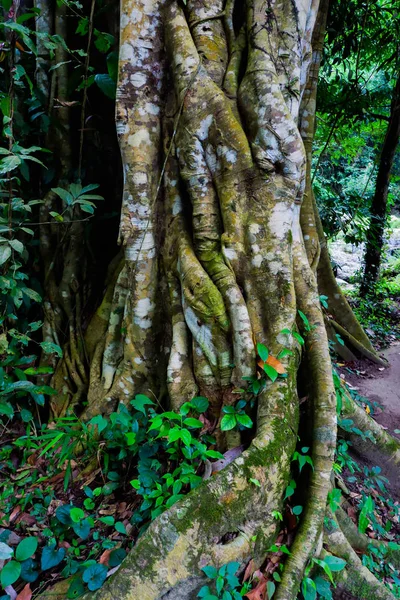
xmin=339 ymin=343 xmax=400 ymax=441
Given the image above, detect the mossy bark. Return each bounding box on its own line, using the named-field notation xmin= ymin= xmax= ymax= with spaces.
xmin=39 ymin=0 xmax=398 ymax=599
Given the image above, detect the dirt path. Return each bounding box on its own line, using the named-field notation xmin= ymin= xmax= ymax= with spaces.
xmin=343 ymin=342 xmax=400 ymax=438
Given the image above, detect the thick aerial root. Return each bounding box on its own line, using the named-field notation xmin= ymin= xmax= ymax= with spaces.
xmin=341 ymin=393 xmax=400 ymax=466
xmin=335 ymin=506 xmax=400 ymax=569
xmin=274 ymin=222 xmax=337 ymax=600
xmin=329 ymin=319 xmax=387 ymax=366
xmin=322 ymin=515 xmax=396 ymax=600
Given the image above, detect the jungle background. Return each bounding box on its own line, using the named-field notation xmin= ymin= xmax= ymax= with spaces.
xmin=0 ymin=0 xmax=400 ymax=599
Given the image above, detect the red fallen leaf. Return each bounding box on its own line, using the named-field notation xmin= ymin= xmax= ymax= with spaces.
xmin=243 ymin=559 xmax=256 ymax=582
xmin=245 ymin=575 xmax=267 ymax=600
xmin=16 ymin=584 xmax=32 ymax=600
xmin=99 ymin=549 xmax=112 ymax=565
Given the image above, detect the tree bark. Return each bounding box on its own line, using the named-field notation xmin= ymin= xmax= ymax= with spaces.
xmin=361 ymin=72 xmax=400 ymax=295
xmin=35 ymin=0 xmax=399 ymax=599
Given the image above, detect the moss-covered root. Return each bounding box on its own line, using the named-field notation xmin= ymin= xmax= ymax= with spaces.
xmin=335 ymin=506 xmax=400 ymax=569
xmin=322 ymin=517 xmax=396 ymax=600
xmin=341 ymin=392 xmax=400 ymax=465
xmin=78 ymin=426 xmax=297 ymax=600
xmin=274 ymin=222 xmax=337 ymax=600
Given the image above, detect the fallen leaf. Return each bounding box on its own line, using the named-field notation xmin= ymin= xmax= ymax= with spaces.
xmin=245 ymin=576 xmax=267 ymax=600
xmin=9 ymin=506 xmax=21 ymax=523
xmin=16 ymin=583 xmax=32 ymax=600
xmin=243 ymin=559 xmax=256 ymax=582
xmin=99 ymin=549 xmax=112 ymax=565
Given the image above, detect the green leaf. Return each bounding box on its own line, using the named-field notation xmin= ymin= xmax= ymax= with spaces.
xmin=20 ymin=558 xmax=39 ymax=583
xmin=9 ymin=238 xmax=24 ymax=254
xmin=40 ymin=341 xmax=63 ymax=357
xmin=95 ymin=74 xmax=116 ymax=99
xmin=0 ymin=542 xmax=13 ymax=559
xmin=264 ymin=363 xmax=278 ymax=382
xmin=314 ymin=576 xmax=333 ymax=600
xmin=51 ymin=187 xmax=74 ymax=205
xmin=109 ymin=548 xmax=127 ymax=567
xmin=0 ymin=154 xmax=22 ymax=175
xmin=98 ymin=516 xmax=114 ymax=526
xmin=180 ymin=428 xmax=192 ymax=446
xmin=190 ymin=396 xmax=209 ymax=413
xmin=183 ymin=417 xmax=203 ymax=428
xmin=220 ymin=413 xmax=237 ymax=431
xmin=0 ymin=244 xmax=11 ymax=265
xmin=257 ymin=342 xmax=269 ymax=362
xmin=72 ymin=518 xmax=92 ymax=540
xmin=1 ymin=560 xmax=21 ymax=587
xmin=56 ymin=504 xmax=73 ymax=525
xmin=22 ymin=287 xmax=42 ymax=302
xmin=83 ymin=563 xmax=108 ymax=591
xmin=130 ymin=394 xmax=155 ymax=414
xmin=323 ymin=555 xmax=346 ymax=572
xmin=89 ymin=414 xmax=108 ymax=434
xmin=16 ymin=537 xmax=38 ymax=561
xmin=267 ymin=581 xmax=276 ymax=599
xmin=284 ymin=485 xmax=295 ymax=500
xmin=67 ymin=576 xmax=86 ymax=599
xmin=236 ymin=414 xmax=253 ymax=428
xmin=0 ymin=401 xmax=13 ymax=417
xmin=292 ymin=505 xmax=303 ymax=516
xmin=70 ymin=508 xmax=85 ymax=523
xmin=298 ymin=310 xmax=311 ymax=331
xmin=115 ymin=522 xmax=127 ymax=535
xmin=293 ymin=331 xmax=305 ymax=346
xmin=302 ymin=577 xmax=316 ymax=600
xmin=202 ymin=565 xmax=218 ymax=579
xmin=250 ymin=478 xmax=261 ymax=487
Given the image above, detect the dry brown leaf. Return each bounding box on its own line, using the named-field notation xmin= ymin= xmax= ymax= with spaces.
xmin=99 ymin=549 xmax=112 ymax=565
xmin=16 ymin=584 xmax=32 ymax=600
xmin=243 ymin=559 xmax=256 ymax=582
xmin=9 ymin=506 xmax=21 ymax=523
xmin=245 ymin=576 xmax=267 ymax=600
xmin=266 ymin=355 xmax=286 ymax=374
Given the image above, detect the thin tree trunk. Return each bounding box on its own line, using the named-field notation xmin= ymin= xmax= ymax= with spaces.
xmin=361 ymin=72 xmax=400 ymax=295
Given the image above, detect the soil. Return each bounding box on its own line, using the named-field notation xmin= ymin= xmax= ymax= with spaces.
xmin=339 ymin=342 xmax=400 ymax=440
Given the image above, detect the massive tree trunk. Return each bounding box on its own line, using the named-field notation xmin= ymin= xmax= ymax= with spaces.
xmin=37 ymin=0 xmax=399 ymax=598
xmin=360 ymin=72 xmax=400 ymax=295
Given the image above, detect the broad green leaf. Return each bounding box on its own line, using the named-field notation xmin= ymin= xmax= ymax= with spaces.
xmin=51 ymin=187 xmax=74 ymax=205
xmin=202 ymin=565 xmax=218 ymax=579
xmin=95 ymin=74 xmax=116 ymax=99
xmin=236 ymin=414 xmax=253 ymax=428
xmin=183 ymin=417 xmax=203 ymax=429
xmin=323 ymin=555 xmax=346 ymax=572
xmin=89 ymin=414 xmax=108 ymax=433
xmin=82 ymin=563 xmax=108 ymax=591
xmin=0 ymin=244 xmax=11 ymax=265
xmin=130 ymin=394 xmax=154 ymax=414
xmin=1 ymin=560 xmax=21 ymax=587
xmin=302 ymin=577 xmax=316 ymax=600
xmin=264 ymin=363 xmax=278 ymax=382
xmin=16 ymin=537 xmax=38 ymax=561
xmin=220 ymin=413 xmax=237 ymax=431
xmin=109 ymin=548 xmax=127 ymax=567
xmin=40 ymin=341 xmax=63 ymax=357
xmin=0 ymin=154 xmax=21 ymax=175
xmin=114 ymin=522 xmax=127 ymax=535
xmin=190 ymin=396 xmax=209 ymax=413
xmin=257 ymin=342 xmax=269 ymax=362
xmin=9 ymin=238 xmax=24 ymax=253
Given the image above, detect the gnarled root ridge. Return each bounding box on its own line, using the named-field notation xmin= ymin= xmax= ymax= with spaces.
xmin=40 ymin=0 xmax=399 ymax=599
